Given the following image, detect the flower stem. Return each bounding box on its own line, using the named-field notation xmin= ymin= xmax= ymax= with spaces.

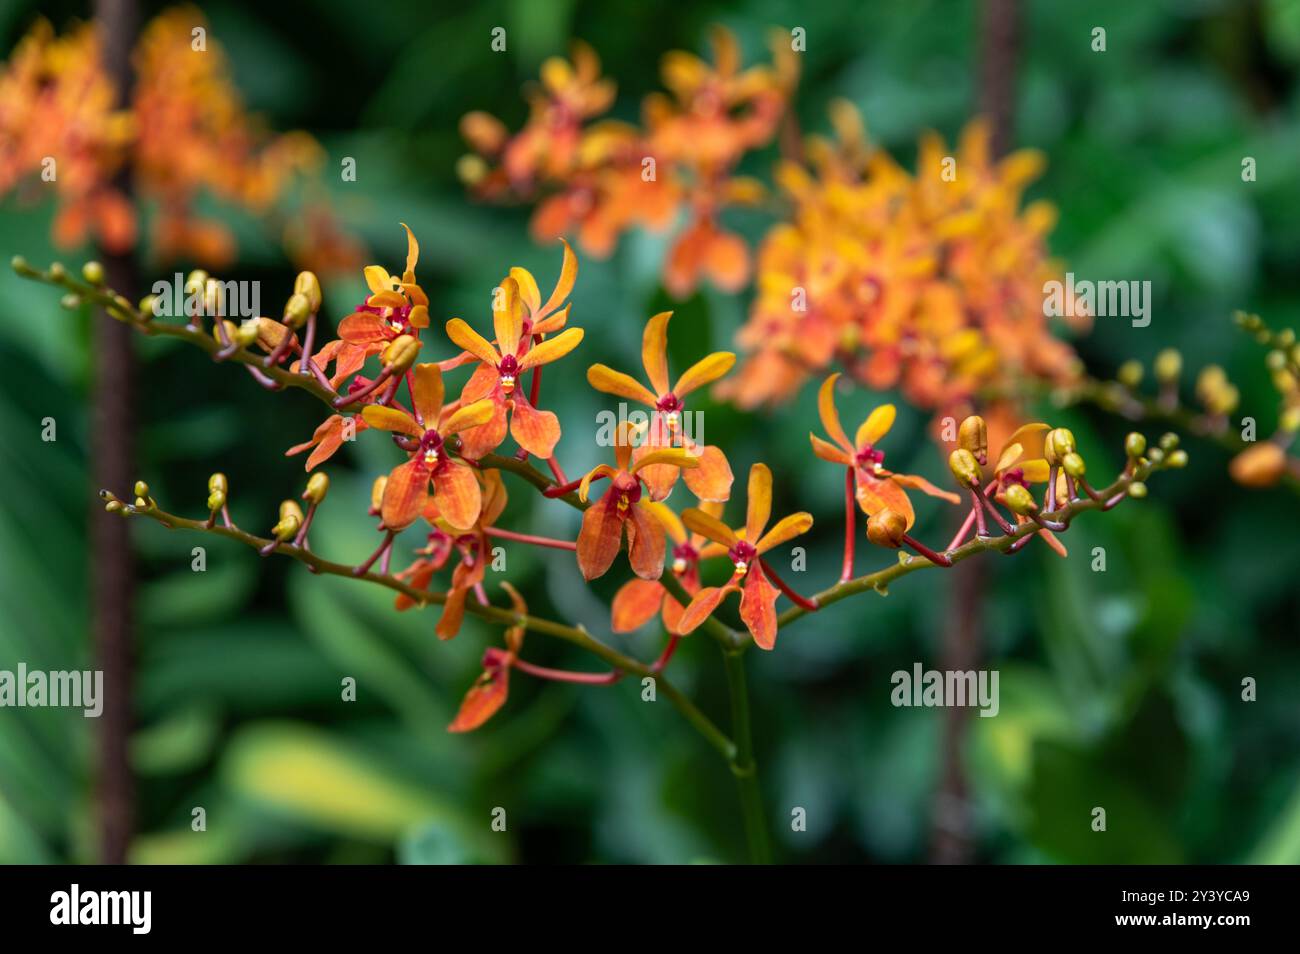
xmin=484 ymin=526 xmax=577 ymax=551
xmin=723 ymin=648 xmax=772 ymax=864
xmin=511 ymin=658 xmax=622 ymax=684
xmin=759 ymin=559 xmax=819 ymax=611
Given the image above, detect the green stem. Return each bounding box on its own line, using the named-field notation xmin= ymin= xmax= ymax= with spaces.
xmin=723 ymin=647 xmax=771 ymax=864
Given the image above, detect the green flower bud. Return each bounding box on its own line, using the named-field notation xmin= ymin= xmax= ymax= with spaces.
xmin=1117 ymin=360 xmax=1143 ymax=389
xmin=206 ymin=490 xmax=226 ymax=512
xmin=235 ymin=318 xmax=260 ymax=348
xmin=208 ymin=473 xmax=228 ymax=494
xmin=1001 ymin=484 xmax=1036 ymax=516
xmin=81 ymin=261 xmax=105 ymax=285
xmin=1062 ymin=452 xmax=1086 ymax=478
xmin=272 ymin=500 xmax=304 ymax=541
xmin=1124 ymin=432 xmax=1147 ymax=458
xmin=1154 ymin=348 xmax=1182 ymax=383
xmin=49 ymin=262 xmax=67 ymax=281
xmin=382 ymin=334 xmax=421 ymax=373
xmin=958 ymin=415 xmax=988 ymax=465
xmin=1158 ymin=432 xmax=1179 ymax=452
xmin=60 ymin=293 xmax=81 ymax=310
xmin=294 ymin=271 xmax=322 ymax=313
xmin=948 ymin=448 xmax=981 ymax=487
xmin=1281 ymin=406 xmax=1300 ymax=434
xmin=283 ymin=292 xmax=312 ymax=329
xmin=10 ymin=255 xmax=31 ymax=275
xmin=1044 ymin=428 xmax=1075 ymax=466
xmin=133 ymin=480 xmax=150 ymax=499
xmin=184 ymin=270 xmax=209 ymax=296
xmin=1165 ymin=449 xmax=1188 ymax=468
xmin=1147 ymin=447 xmax=1165 ymax=464
xmin=138 ymin=295 xmax=158 ymax=320
xmin=105 ymin=499 xmax=125 ymax=514
xmin=1128 ymin=481 xmax=1148 ymax=499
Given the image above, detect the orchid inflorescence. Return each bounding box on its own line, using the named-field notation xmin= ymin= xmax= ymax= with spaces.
xmin=14 ymin=232 xmax=1182 ymax=751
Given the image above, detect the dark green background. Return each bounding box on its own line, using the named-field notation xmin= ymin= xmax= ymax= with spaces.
xmin=1 ymin=0 xmax=1298 ymax=863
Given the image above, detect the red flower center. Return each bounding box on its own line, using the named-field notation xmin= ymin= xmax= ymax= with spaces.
xmin=856 ymin=444 xmax=885 ymax=469
xmin=727 ymin=539 xmax=756 ymax=572
xmin=418 ymin=430 xmax=446 ymax=471
xmin=498 ymin=353 xmax=520 ymax=392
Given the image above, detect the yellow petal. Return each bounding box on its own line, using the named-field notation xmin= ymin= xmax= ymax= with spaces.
xmin=493 ymin=276 xmax=523 ymax=356
xmin=441 ymin=398 xmax=497 ymax=435
xmin=510 ymin=267 xmax=542 ymax=315
xmin=681 ymin=507 xmax=738 ymax=548
xmin=745 ymin=463 xmax=772 ymax=541
xmin=579 ymin=464 xmax=618 ymax=502
xmin=673 ymin=351 xmax=735 ymax=397
xmin=586 ymin=363 xmax=657 ymax=405
xmin=855 ymin=404 xmax=896 ymax=449
xmin=517 ymin=327 xmax=584 ymax=371
xmin=643 ymin=500 xmax=687 ymax=545
xmin=642 ymin=311 xmax=672 ymax=395
xmin=361 ymin=405 xmax=421 ymax=437
xmin=631 ymin=448 xmax=701 ymax=473
xmin=995 ymin=441 xmax=1024 ymax=473
xmin=400 ymin=222 xmax=419 ymax=282
xmin=817 ymin=373 xmax=852 ymax=454
xmin=364 ymin=265 xmax=393 ymax=295
xmin=445 ymin=318 xmax=500 ymax=366
xmin=756 ymin=512 xmax=813 ymax=555
xmin=1021 ymin=459 xmax=1051 ymax=483
xmin=810 ymin=433 xmax=852 ymax=466
xmin=538 ymin=239 xmax=578 ymax=320
xmin=410 ymin=363 xmax=444 ymax=426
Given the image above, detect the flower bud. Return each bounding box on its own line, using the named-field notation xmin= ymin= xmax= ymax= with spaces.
xmin=1281 ymin=406 xmax=1300 ymax=434
xmin=10 ymin=255 xmax=31 ymax=275
xmin=105 ymin=499 xmax=125 ymax=514
xmin=273 ymin=500 xmax=304 ymax=540
xmin=1044 ymin=428 xmax=1075 ymax=466
xmin=1267 ymin=350 xmax=1286 ymax=372
xmin=1156 ymin=433 xmax=1177 ymax=453
xmin=294 ymin=271 xmax=323 ymax=313
xmin=1154 ymin=348 xmax=1182 ymax=383
xmin=1229 ymin=443 xmax=1286 ymax=488
xmin=49 ymin=262 xmax=66 ymax=280
xmin=82 ymin=261 xmax=105 ymax=285
xmin=134 ymin=480 xmax=150 ymax=499
xmin=382 ymin=334 xmax=421 ymax=373
xmin=948 ymin=448 xmax=981 ymax=486
xmin=370 ymin=475 xmax=388 ymax=511
xmin=455 ymin=154 xmax=489 ymax=186
xmin=60 ymin=293 xmax=81 ymax=310
xmin=866 ymin=509 xmax=907 ymax=548
xmin=138 ymin=295 xmax=158 ymax=320
xmin=207 ymin=489 xmax=226 ymax=512
xmin=1128 ymin=481 xmax=1148 ymax=499
xmin=208 ymin=473 xmax=228 ymax=495
xmin=184 ymin=270 xmax=208 ymax=297
xmin=1124 ymin=432 xmax=1147 ymax=458
xmin=958 ymin=415 xmax=988 ymax=465
xmin=1001 ymin=483 xmax=1036 ymax=515
xmin=1147 ymin=446 xmax=1165 ymax=464
xmin=1165 ymin=449 xmax=1188 ymax=468
xmin=1117 ymin=360 xmax=1143 ymax=388
xmin=304 ymin=472 xmax=330 ymax=504
xmin=283 ymin=292 xmax=312 ymax=329
xmin=235 ymin=318 xmax=260 ymax=348
xmin=1062 ymin=452 xmax=1086 ymax=478
xmin=203 ymin=278 xmax=224 ymax=316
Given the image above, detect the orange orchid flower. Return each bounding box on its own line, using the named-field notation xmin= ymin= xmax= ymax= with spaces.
xmin=810 ymin=373 xmax=960 ymax=529
xmin=360 ymin=363 xmax=495 ymax=531
xmin=676 ymin=464 xmax=813 ymax=650
xmin=610 ymin=500 xmax=727 ymax=634
xmin=447 ymin=264 xmax=585 ymax=460
xmin=448 ymin=582 xmax=527 ymax=732
xmin=285 ymin=413 xmax=369 ymax=471
xmin=576 ymin=423 xmax=700 ymax=581
xmin=988 ymin=423 xmax=1067 ymax=557
xmin=313 ymin=224 xmax=430 ymax=386
xmin=586 ymin=311 xmax=734 ymax=502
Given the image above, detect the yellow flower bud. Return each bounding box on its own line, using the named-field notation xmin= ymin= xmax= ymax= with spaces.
xmin=371 ymin=475 xmax=388 ymax=511
xmin=1124 ymin=432 xmax=1147 ymax=458
xmin=236 ymin=318 xmax=260 ymax=348
xmin=294 ymin=271 xmax=323 ymax=313
xmin=207 ymin=490 xmax=226 ymax=512
xmin=1165 ymin=449 xmax=1188 ymax=468
xmin=60 ymin=293 xmax=81 ymax=310
xmin=273 ymin=500 xmax=304 ymax=540
xmin=1117 ymin=360 xmax=1143 ymax=389
xmin=184 ymin=270 xmax=209 ymax=296
xmin=1128 ymin=481 xmax=1148 ymax=499
xmin=455 ymin=154 xmax=489 ymax=185
xmin=82 ymin=261 xmax=105 ymax=285
xmin=1158 ymin=432 xmax=1179 ymax=452
xmin=134 ymin=480 xmax=150 ymax=499
xmin=1281 ymin=405 xmax=1300 ymax=434
xmin=208 ymin=473 xmax=228 ymax=494
xmin=957 ymin=415 xmax=988 ymax=465
xmin=1229 ymin=443 xmax=1286 ymax=488
xmin=948 ymin=448 xmax=981 ymax=486
xmin=1154 ymin=348 xmax=1182 ymax=383
xmin=1044 ymin=428 xmax=1075 ymax=466
xmin=49 ymin=262 xmax=67 ymax=280
xmin=304 ymin=472 xmax=330 ymax=505
xmin=283 ymin=292 xmax=312 ymax=329
xmin=866 ymin=509 xmax=907 ymax=548
xmin=1062 ymin=452 xmax=1086 ymax=478
xmin=382 ymin=334 xmax=421 ymax=373
xmin=138 ymin=295 xmax=158 ymax=320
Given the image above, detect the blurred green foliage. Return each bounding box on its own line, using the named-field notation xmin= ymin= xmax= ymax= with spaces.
xmin=1 ymin=0 xmax=1298 ymax=864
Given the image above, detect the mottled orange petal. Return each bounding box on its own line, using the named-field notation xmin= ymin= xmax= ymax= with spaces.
xmin=677 ymin=584 xmax=735 ymax=635
xmin=587 ymin=364 xmax=658 ymax=406
xmin=681 ymin=444 xmax=734 ymax=502
xmin=409 ymin=363 xmax=445 ymax=425
xmin=448 ymin=665 xmax=510 ymax=732
xmin=577 ymin=499 xmax=626 ymax=580
xmin=756 ymin=512 xmax=813 ymax=555
xmin=382 ymin=458 xmax=431 ymax=529
xmin=810 ymin=433 xmax=853 ymax=466
xmin=338 ymin=311 xmax=390 ymax=345
xmin=362 ymin=405 xmax=422 ymax=437
xmin=509 ymin=398 xmax=562 ymax=458
xmin=611 ymin=579 xmax=666 ymax=633
xmin=817 ymin=374 xmax=852 ymax=454
xmin=739 ymin=565 xmax=780 ymax=650
xmin=460 ymin=362 xmax=499 ymax=403
xmin=627 ymin=502 xmax=667 ymax=580
xmin=431 ymin=461 xmax=483 ymax=530
xmin=457 ymin=398 xmax=510 ymax=460
xmin=855 ymin=472 xmax=916 ymax=529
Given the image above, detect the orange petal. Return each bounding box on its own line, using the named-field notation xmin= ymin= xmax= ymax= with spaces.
xmin=509 ymin=398 xmax=562 ymax=458
xmin=681 ymin=507 xmax=738 ymax=548
xmin=587 ymin=364 xmax=658 ymax=405
xmin=642 ymin=500 xmax=686 ymax=545
xmin=400 ymin=222 xmax=420 ymax=281
xmin=445 ymin=318 xmax=501 ymax=366
xmin=480 ymin=469 xmax=509 ymax=527
xmin=538 ymin=239 xmax=577 ymax=320
xmin=493 ymin=276 xmax=523 ymax=356
xmin=661 ymin=584 xmax=691 ymax=635
xmin=681 ymin=444 xmax=733 ymax=502
xmin=448 ymin=665 xmax=510 ymax=732
xmin=579 ymin=464 xmax=618 ymax=502
xmin=810 ymin=433 xmax=853 ymax=466
xmin=437 ymin=584 xmax=470 ymax=640
xmin=432 ymin=462 xmax=483 ymax=530
xmin=817 ymin=374 xmax=852 ymax=453
xmin=704 ymin=229 xmax=750 ymax=292
xmin=410 ymin=363 xmax=444 ymax=425
xmin=460 ymin=362 xmax=500 ymax=403
xmin=855 ymin=472 xmax=916 ymax=529
xmin=632 ymin=444 xmax=679 ymax=502
xmin=517 ymin=327 xmax=584 ymax=371
xmin=1021 ymin=459 xmax=1050 ymax=483
xmin=890 ymin=472 xmax=962 ymax=505
xmin=611 ymin=579 xmax=666 ymax=633
xmin=677 ymin=584 xmax=735 ymax=635
xmin=362 ymin=405 xmax=422 ymax=437
xmin=627 ymin=502 xmax=667 ymax=580
xmin=338 ymin=311 xmax=391 ymax=345
xmin=1003 ymin=422 xmax=1050 ymax=464
xmin=510 ymin=266 xmax=542 ymax=315
xmin=456 ymin=398 xmax=509 ymax=460
xmin=382 ymin=458 xmax=431 ymax=529
xmin=756 ymin=512 xmax=813 ymax=555
xmin=577 ymin=499 xmax=626 ymax=580
xmin=855 ymin=404 xmax=896 ymax=449
xmin=441 ymin=398 xmax=496 ymax=436
xmin=739 ymin=566 xmax=780 ymax=650
xmin=673 ymin=351 xmax=735 ymax=397
xmin=995 ymin=441 xmax=1025 ymax=473
xmin=394 ymin=560 xmax=437 ymax=611
xmin=642 ymin=311 xmax=672 ymax=395
xmin=745 ymin=463 xmax=772 ymax=541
